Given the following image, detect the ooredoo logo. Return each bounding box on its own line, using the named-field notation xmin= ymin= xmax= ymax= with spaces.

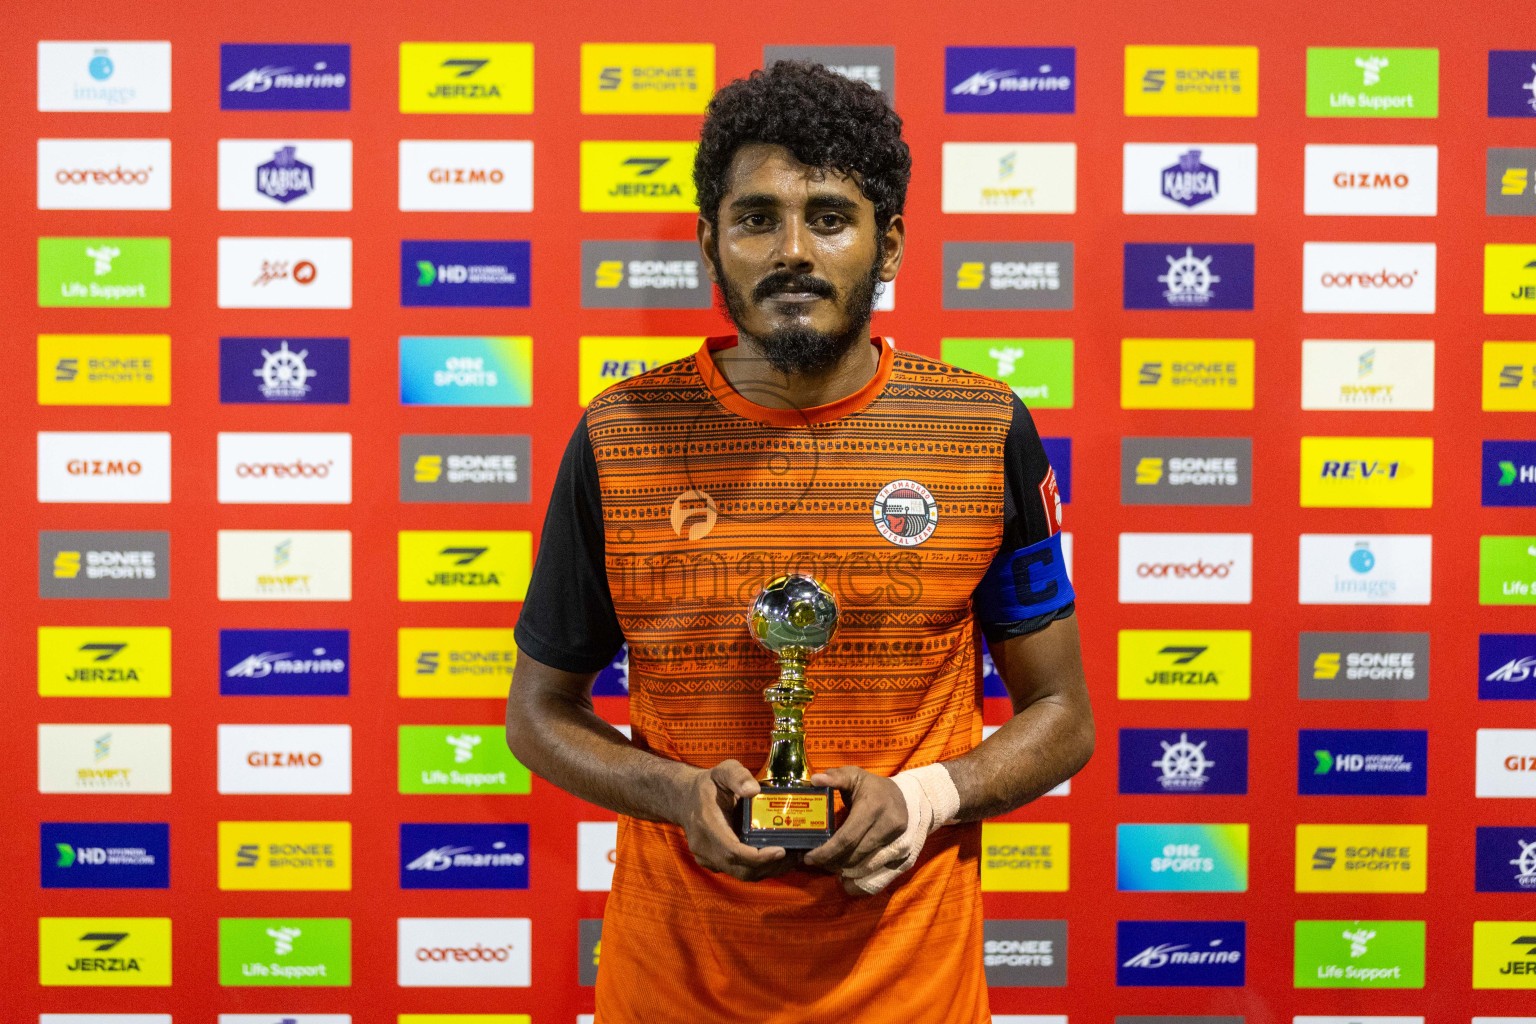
xmin=218 ymin=433 xmax=351 ymax=505
xmin=1303 ymin=242 xmax=1436 ymax=314
xmin=1118 ymin=533 xmax=1253 ymax=604
xmin=397 ymin=918 xmax=531 ymax=987
xmin=1136 ymin=559 xmax=1234 ymax=578
xmin=37 ymin=139 xmax=171 ymax=210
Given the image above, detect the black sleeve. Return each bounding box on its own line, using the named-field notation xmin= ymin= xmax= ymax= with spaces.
xmin=513 ymin=413 xmax=626 ymax=673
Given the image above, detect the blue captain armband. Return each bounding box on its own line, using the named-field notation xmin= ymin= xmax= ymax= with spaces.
xmin=974 ymin=532 xmax=1076 ymax=632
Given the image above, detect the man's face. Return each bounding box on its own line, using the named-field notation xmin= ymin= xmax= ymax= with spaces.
xmin=700 ymin=143 xmax=903 ymax=375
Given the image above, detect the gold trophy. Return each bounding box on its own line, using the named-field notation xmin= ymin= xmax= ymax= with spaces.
xmin=738 ymin=573 xmax=838 ymax=849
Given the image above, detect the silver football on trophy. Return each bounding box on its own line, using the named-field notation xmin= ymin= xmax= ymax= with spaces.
xmin=748 ymin=573 xmax=838 ymax=654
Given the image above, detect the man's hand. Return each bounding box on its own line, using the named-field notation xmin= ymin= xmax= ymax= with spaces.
xmin=803 ymin=766 xmax=909 ymax=894
xmin=678 ymin=760 xmax=795 ymax=882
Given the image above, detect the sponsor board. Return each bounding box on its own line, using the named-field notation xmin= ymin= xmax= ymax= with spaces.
xmin=1299 ymin=729 xmax=1427 ymax=796
xmin=217 ymin=530 xmax=352 ymax=601
xmin=399 ymin=42 xmax=533 ymax=114
xmin=398 ymin=1018 xmax=526 ymax=1024
xmin=1482 ymin=634 xmax=1536 ymax=701
xmin=1116 ymin=920 xmax=1245 ymax=987
xmin=1304 ymin=144 xmax=1438 ymax=215
xmin=943 ymin=242 xmax=1074 ymax=311
xmin=1482 ymin=535 xmax=1536 ymax=605
xmin=1295 ymin=824 xmax=1427 ymax=892
xmin=940 ymin=338 xmax=1073 ymax=408
xmin=1478 ymin=729 xmax=1536 ymax=797
xmin=764 ymin=45 xmax=895 ymax=102
xmin=1117 ymin=534 xmax=1253 ymax=605
xmin=579 ymin=141 xmax=698 ymax=212
xmin=400 ymin=823 xmax=530 ymax=889
xmin=982 ymin=919 xmax=1067 ymax=987
xmin=1299 ymin=632 xmax=1429 ymax=700
xmin=578 ymin=821 xmax=618 ymax=891
xmin=39 ymin=530 xmax=168 ymax=600
xmin=218 ymin=917 xmax=350 ymax=986
xmin=218 ymin=820 xmax=351 ymax=890
xmin=37 ymin=724 xmax=171 ymax=794
xmin=220 ymin=629 xmax=349 ymax=697
xmin=1121 ymin=437 xmax=1250 ymax=506
xmin=579 ymin=918 xmax=602 ymax=986
xmin=579 ymin=336 xmax=703 ymax=404
xmin=38 ymin=626 xmax=170 ymax=698
xmin=399 ymin=725 xmax=531 ymax=795
xmin=399 ymin=627 xmax=518 ymax=698
xmin=217 ymin=724 xmax=352 ymax=795
xmin=1118 ymin=630 xmax=1251 ymax=700
xmin=38 ymin=916 xmax=172 ymax=986
xmin=221 ymin=336 xmax=349 ymax=405
xmin=217 ymin=140 xmax=352 ymax=210
xmin=1117 ymin=1019 xmax=1244 ymax=1024
xmin=980 ymin=822 xmax=1068 ymax=891
xmin=1485 ymin=341 xmax=1536 ymax=411
xmin=1294 ymin=919 xmax=1425 ymax=988
xmin=219 ymin=1017 xmax=352 ymax=1024
xmin=38 ymin=40 xmax=172 ymax=112
xmin=38 ymin=431 xmax=170 ymax=504
xmin=45 ymin=1017 xmax=174 ymax=1024
xmin=397 ymin=918 xmax=531 ymax=987
xmin=594 ymin=646 xmax=630 ymax=695
xmin=1124 ymin=46 xmax=1258 ymax=117
xmin=1486 ymin=441 xmax=1536 ymax=506
xmin=217 ymin=236 xmax=352 ymax=309
xmin=1477 ymin=826 xmax=1536 ymax=891
xmin=38 ymin=139 xmax=170 ymax=210
xmin=1297 ymin=534 xmax=1432 ymax=606
xmin=1490 ymin=50 xmax=1536 ymax=117
xmin=1306 ymin=47 xmax=1438 ymax=118
xmin=1300 ymin=340 xmax=1435 ymax=411
xmin=581 ymin=241 xmax=710 ymax=309
xmin=1123 ymin=243 xmax=1253 ymax=311
xmin=38 ymin=236 xmax=169 ymax=308
xmin=1486 ymin=244 xmax=1536 ymax=314
xmin=401 ymin=434 xmax=530 ymax=503
xmin=401 ymin=240 xmax=530 ymax=308
xmin=941 ymin=143 xmax=1076 ymax=213
xmin=398 ymin=530 xmax=530 ymax=602
xmin=1474 ymin=921 xmax=1536 ymax=988
xmin=580 ymin=43 xmax=713 ymax=114
xmin=1299 ymin=436 xmax=1433 ymax=508
xmin=1489 ymin=148 xmax=1536 ymax=216
xmin=1122 ymin=143 xmax=1257 ymax=215
xmin=218 ymin=432 xmax=352 ymax=505
xmin=1120 ymin=339 xmax=1254 ymax=410
xmin=400 ymin=336 xmax=533 ymax=407
xmin=1041 ymin=437 xmax=1071 ymax=504
xmin=1118 ymin=728 xmax=1248 ymax=794
xmin=1117 ymin=824 xmax=1248 ymax=892
xmin=221 ymin=43 xmax=349 ymax=111
xmin=1302 ymin=242 xmax=1436 ymax=314
xmin=399 ymin=140 xmax=533 ymax=212
xmin=944 ymin=46 xmax=1075 ymax=114
xmin=41 ymin=822 xmax=169 ymax=889
xmin=38 ymin=334 xmax=170 ymax=406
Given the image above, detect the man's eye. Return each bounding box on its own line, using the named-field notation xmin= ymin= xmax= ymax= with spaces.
xmin=742 ymin=214 xmax=771 ymax=228
xmin=814 ymin=214 xmax=845 ymax=229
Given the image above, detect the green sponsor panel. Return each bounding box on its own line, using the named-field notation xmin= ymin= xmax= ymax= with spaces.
xmin=1305 ymin=48 xmax=1439 ymax=118
xmin=1480 ymin=535 xmax=1536 ymax=604
xmin=218 ymin=917 xmax=351 ymax=987
xmin=1294 ymin=919 xmax=1424 ymax=988
xmin=399 ymin=724 xmax=532 ymax=793
xmin=940 ymin=338 xmax=1074 ymax=408
xmin=38 ymin=237 xmax=170 ymax=307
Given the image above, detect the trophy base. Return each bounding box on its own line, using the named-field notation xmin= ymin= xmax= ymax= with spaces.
xmin=738 ymin=785 xmax=835 ymax=849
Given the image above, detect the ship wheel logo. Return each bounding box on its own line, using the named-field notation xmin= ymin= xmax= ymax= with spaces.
xmin=253 ymin=339 xmax=317 ymax=400
xmin=1154 ymin=732 xmax=1213 ymax=791
xmin=1158 ymin=247 xmax=1219 ymax=307
xmin=1510 ymin=838 xmax=1536 ymax=888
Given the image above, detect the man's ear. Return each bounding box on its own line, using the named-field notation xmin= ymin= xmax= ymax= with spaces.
xmin=697 ymin=216 xmax=721 ymax=285
xmin=879 ymin=213 xmax=906 ymax=283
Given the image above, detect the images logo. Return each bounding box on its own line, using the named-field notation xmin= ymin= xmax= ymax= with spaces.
xmin=402 ymin=240 xmax=530 ymax=308
xmin=218 ymin=917 xmax=351 ymax=986
xmin=580 ymin=43 xmax=713 ymax=113
xmin=399 ymin=725 xmax=531 ymax=794
xmin=1301 ymin=339 xmax=1435 ymax=411
xmin=217 ymin=236 xmax=352 ymax=310
xmin=1299 ymin=632 xmax=1429 ymax=701
xmin=398 ymin=530 xmax=531 ymax=602
xmin=581 ymin=241 xmax=710 ymax=309
xmin=1118 ymin=728 xmax=1248 ymax=794
xmin=400 ymin=336 xmax=533 ymax=407
xmin=399 ymin=139 xmax=534 ymax=212
xmin=1488 ymin=148 xmax=1536 ymax=216
xmin=1123 ymin=243 xmax=1253 ymax=310
xmin=398 ymin=627 xmax=518 ymax=698
xmin=579 ymin=336 xmax=703 ymax=404
xmin=1474 ymin=920 xmax=1536 ymax=988
xmin=941 ymin=143 xmax=1077 ymax=214
xmin=37 ymin=431 xmax=171 ymax=504
xmin=1294 ymin=920 xmax=1425 ymax=988
xmin=1117 ymin=824 xmax=1248 ymax=892
xmin=38 ymin=41 xmax=172 ymax=112
xmin=1485 ymin=244 xmax=1536 ymax=313
xmin=1117 ymin=535 xmax=1254 ymax=605
xmin=981 ymin=823 xmax=1068 ymax=892
xmin=397 ymin=918 xmax=531 ymax=988
xmin=1304 ymin=144 xmax=1438 ymax=216
xmin=400 ymin=435 xmax=530 ymax=504
xmin=943 ymin=243 xmax=1074 ymax=311
xmin=1124 ymin=46 xmax=1258 ymax=117
xmin=1298 ymin=533 xmax=1433 ymax=606
xmin=401 ymin=823 xmax=529 ymax=889
xmin=38 ymin=334 xmax=169 ymax=406
xmin=217 ymin=432 xmax=352 ymax=505
xmin=1122 ymin=143 xmax=1258 ymax=215
xmin=1299 ymin=729 xmax=1427 ymax=796
xmin=1118 ymin=630 xmax=1251 ymax=700
xmin=216 ymin=724 xmax=351 ymax=795
xmin=1115 ymin=920 xmax=1245 ymax=987
xmin=1307 ymin=47 xmax=1438 ymax=117
xmin=39 ymin=531 xmax=168 ymax=600
xmin=1477 ymin=729 xmax=1536 ymax=797
xmin=1121 ymin=437 xmax=1250 ymax=506
xmin=1481 ymin=535 xmax=1536 ymax=605
xmin=38 ymin=236 xmax=169 ymax=308
xmin=37 ymin=139 xmax=170 ymax=211
xmin=399 ymin=42 xmax=533 ymax=113
xmin=1299 ymin=436 xmax=1433 ymax=508
xmin=37 ymin=724 xmax=171 ymax=794
xmin=579 ymin=141 xmax=698 ymax=212
xmin=764 ymin=45 xmax=895 ymax=102
xmin=1295 ymin=825 xmax=1427 ymax=893
xmin=38 ymin=917 xmax=172 ymax=986
xmin=41 ymin=823 xmax=169 ymax=889
xmin=944 ymin=46 xmax=1075 ymax=114
xmin=217 ymin=139 xmax=352 ymax=211
xmin=220 ymin=629 xmax=349 ymax=697
xmin=983 ymin=920 xmax=1067 ymax=987
xmin=1485 ymin=341 xmax=1536 ymax=411
xmin=220 ymin=337 xmax=349 ymax=405
xmin=217 ymin=529 xmax=351 ymax=602
xmin=221 ymin=44 xmax=349 ymax=110
xmin=940 ymin=338 xmax=1073 ymax=408
xmin=37 ymin=626 xmax=170 ymax=698
xmin=217 ymin=821 xmax=351 ymax=890
xmin=1303 ymin=242 xmax=1436 ymax=314
xmin=1120 ymin=339 xmax=1254 ymax=410
xmin=1482 ymin=634 xmax=1536 ymax=701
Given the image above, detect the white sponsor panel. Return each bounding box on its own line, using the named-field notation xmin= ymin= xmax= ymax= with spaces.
xmin=1477 ymin=729 xmax=1536 ymax=798
xmin=37 ymin=431 xmax=171 ymax=504
xmin=38 ymin=723 xmax=171 ymax=794
xmin=397 ymin=917 xmax=532 ymax=987
xmin=399 ymin=140 xmax=534 ymax=212
xmin=875 ymin=282 xmax=894 ymax=312
xmin=1061 ymin=532 xmax=1074 ymax=579
xmin=217 ymin=236 xmax=352 ymax=309
xmin=941 ymin=143 xmax=1076 ymax=213
xmin=577 ymin=821 xmax=618 ymax=891
xmin=992 ymin=1019 xmax=1068 ymax=1024
xmin=217 ymin=529 xmax=353 ymax=602
xmin=1304 ymin=144 xmax=1438 ymax=216
xmin=1302 ymin=242 xmax=1436 ymax=314
xmin=45 ymin=1017 xmax=177 ymax=1024
xmin=1300 ymin=340 xmax=1436 ymax=411
xmin=217 ymin=139 xmax=353 ymax=211
xmin=1118 ymin=533 xmax=1253 ymax=605
xmin=1122 ymin=143 xmax=1258 ymax=215
xmin=218 ymin=432 xmax=353 ymax=505
xmin=217 ymin=724 xmax=352 ymax=794
xmin=983 ymin=729 xmax=1072 ymax=794
xmin=38 ymin=139 xmax=171 ymax=210
xmin=1472 ymin=1019 xmax=1536 ymax=1024
xmin=1298 ymin=534 xmax=1433 ymax=606
xmin=38 ymin=41 xmax=172 ymax=112
xmin=1295 ymin=1019 xmax=1423 ymax=1024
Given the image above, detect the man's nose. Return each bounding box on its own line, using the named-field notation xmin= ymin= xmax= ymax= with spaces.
xmin=774 ymin=217 xmax=814 ymax=269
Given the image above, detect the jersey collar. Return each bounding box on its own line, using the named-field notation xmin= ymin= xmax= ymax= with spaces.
xmin=695 ymin=334 xmax=893 ymax=427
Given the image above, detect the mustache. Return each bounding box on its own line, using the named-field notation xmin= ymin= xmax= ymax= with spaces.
xmin=751 ymin=271 xmax=838 ymax=304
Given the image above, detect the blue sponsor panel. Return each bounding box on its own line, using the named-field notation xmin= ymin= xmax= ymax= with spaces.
xmin=220 ymin=43 xmax=351 ymax=110
xmin=1480 ymin=634 xmax=1536 ymax=700
xmin=400 ymin=823 xmax=530 ymax=889
xmin=982 ymin=636 xmax=1007 ymax=697
xmin=944 ymin=46 xmax=1076 ymax=114
xmin=219 ymin=337 xmax=350 ymax=405
xmin=1041 ymin=437 xmax=1072 ymax=503
xmin=41 ymin=822 xmax=169 ymax=888
xmin=401 ymin=240 xmax=531 ymax=308
xmin=220 ymin=629 xmax=350 ymax=696
xmin=1298 ymin=729 xmax=1428 ymax=795
xmin=1482 ymin=440 xmax=1536 ymax=506
xmin=1123 ymin=243 xmax=1254 ymax=311
xmin=1118 ymin=728 xmax=1249 ymax=795
xmin=1116 ymin=920 xmax=1246 ymax=987
xmin=1475 ymin=825 xmax=1536 ymax=891
xmin=592 ymin=645 xmax=630 ymax=697
xmin=1489 ymin=51 xmax=1536 ymax=118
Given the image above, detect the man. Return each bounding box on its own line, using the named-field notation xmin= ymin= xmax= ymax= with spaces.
xmin=507 ymin=61 xmax=1092 ymax=1023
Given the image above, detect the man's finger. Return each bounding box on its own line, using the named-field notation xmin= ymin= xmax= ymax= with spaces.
xmin=841 ymin=840 xmax=908 ymax=879
xmin=803 ymin=803 xmax=877 ymax=868
xmin=837 ymin=823 xmax=903 ymax=877
xmin=810 ymin=766 xmax=862 ymax=795
xmin=711 ymin=759 xmax=761 ymax=798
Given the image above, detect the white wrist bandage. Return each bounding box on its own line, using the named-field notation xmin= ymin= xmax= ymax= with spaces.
xmin=844 ymin=762 xmax=960 ymax=895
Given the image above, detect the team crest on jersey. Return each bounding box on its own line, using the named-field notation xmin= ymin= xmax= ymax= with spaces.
xmin=1040 ymin=466 xmax=1063 ymax=534
xmin=872 ymin=479 xmax=938 ymax=546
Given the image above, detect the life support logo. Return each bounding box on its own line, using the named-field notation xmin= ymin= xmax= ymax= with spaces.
xmin=873 ymin=479 xmax=938 ymax=546
xmin=669 ymin=489 xmax=717 ymax=541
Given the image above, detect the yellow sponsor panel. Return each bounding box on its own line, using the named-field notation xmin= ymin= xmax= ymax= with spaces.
xmin=1121 ymin=339 xmax=1254 ymax=410
xmin=1473 ymin=920 xmax=1536 ymax=988
xmin=1299 ymin=436 xmax=1434 ymax=509
xmin=581 ymin=43 xmax=714 ymax=114
xmin=398 ymin=530 xmax=531 ymax=602
xmin=1118 ymin=629 xmax=1251 ymax=700
xmin=218 ymin=820 xmax=352 ymax=891
xmin=38 ymin=626 xmax=171 ymax=697
xmin=981 ymin=822 xmax=1069 ymax=892
xmin=1294 ymin=824 xmax=1427 ymax=893
xmin=399 ymin=627 xmax=519 ymax=697
xmin=1485 ymin=244 xmax=1536 ymax=314
xmin=1483 ymin=342 xmax=1536 ymax=411
xmin=579 ymin=336 xmax=704 ymax=404
xmin=401 ymin=1017 xmax=532 ymax=1024
xmin=39 ymin=916 xmax=172 ymax=986
xmin=399 ymin=42 xmax=534 ymax=113
xmin=1125 ymin=45 xmax=1259 ymax=117
xmin=38 ymin=334 xmax=170 ymax=405
xmin=579 ymin=141 xmax=699 ymax=212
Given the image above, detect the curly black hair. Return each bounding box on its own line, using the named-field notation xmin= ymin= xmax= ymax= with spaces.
xmin=694 ymin=60 xmax=911 ymax=232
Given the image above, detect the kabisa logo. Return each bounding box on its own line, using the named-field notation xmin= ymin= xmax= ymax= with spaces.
xmin=944 ymin=46 xmax=1075 ymax=113
xmin=38 ymin=236 xmax=170 ymax=308
xmin=1490 ymin=51 xmax=1536 ymax=117
xmin=38 ymin=41 xmax=172 ymax=112
xmin=400 ymin=336 xmax=533 ymax=408
xmin=1485 ymin=244 xmax=1536 ymax=314
xmin=1476 ymin=827 xmax=1536 ymax=891
xmin=38 ymin=917 xmax=172 ymax=986
xmin=1303 ymin=242 xmax=1437 ymax=314
xmin=217 ymin=820 xmax=351 ymax=891
xmin=1123 ymin=143 xmax=1258 ymax=215
xmin=580 ymin=43 xmax=714 ymax=114
xmin=578 ymin=336 xmax=702 ymax=404
xmin=218 ymin=139 xmax=352 ymax=211
xmin=398 ymin=725 xmax=532 ymax=794
xmin=37 ymin=139 xmax=171 ymax=211
xmin=1117 ymin=824 xmax=1249 ymax=893
xmin=1123 ymin=243 xmax=1254 ymax=310
xmin=872 ymin=479 xmax=939 ymax=547
xmin=220 ymin=629 xmax=349 ymax=696
xmin=38 ymin=530 xmax=168 ymax=600
xmin=982 ymin=919 xmax=1068 ymax=987
xmin=1473 ymin=920 xmax=1536 ymax=989
xmin=1117 ymin=630 xmax=1252 ymax=699
xmin=255 ymin=146 xmax=313 ymax=203
xmin=37 ymin=724 xmax=172 ymax=794
xmin=763 ymin=45 xmax=896 ymax=102
xmin=1162 ymin=149 xmax=1218 ymax=207
xmin=400 ymin=823 xmax=529 ymax=889
xmin=1294 ymin=920 xmax=1426 ymax=989
xmin=1481 ymin=634 xmax=1536 ymax=701
xmin=398 ymin=530 xmax=531 ymax=602
xmin=41 ymin=822 xmax=169 ymax=889
xmin=581 ymin=241 xmax=712 ymax=309
xmin=401 ymin=435 xmax=531 ymax=504
xmin=221 ymin=44 xmax=350 ymax=111
xmin=402 ymin=240 xmax=530 ymax=308
xmin=37 ymin=626 xmax=171 ymax=698
xmin=1484 ymin=441 xmax=1536 ymax=507
xmin=1295 ymin=825 xmax=1428 ymax=893
xmin=1118 ymin=728 xmax=1248 ymax=795
xmin=944 ymin=242 xmax=1074 ymax=310
xmin=1306 ymin=47 xmax=1439 ymax=118
xmin=1299 ymin=729 xmax=1427 ymax=796
xmin=1124 ymin=46 xmax=1259 ymax=117
xmin=397 ymin=918 xmax=532 ymax=988
xmin=1298 ymin=533 xmax=1432 ymax=606
xmin=220 ymin=337 xmax=349 ymax=405
xmin=218 ymin=917 xmax=351 ymax=987
xmin=1299 ymin=632 xmax=1430 ymax=701
xmin=579 ymin=141 xmax=699 ymax=212
xmin=1476 ymin=728 xmax=1536 ymax=798
xmin=1115 ymin=920 xmax=1245 ymax=987
xmin=1488 ymin=147 xmax=1536 ymax=216
xmin=38 ymin=333 xmax=169 ymax=407
xmin=398 ymin=627 xmax=519 ymax=699
xmin=399 ymin=43 xmax=534 ymax=113
xmin=217 ymin=725 xmax=351 ymax=795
